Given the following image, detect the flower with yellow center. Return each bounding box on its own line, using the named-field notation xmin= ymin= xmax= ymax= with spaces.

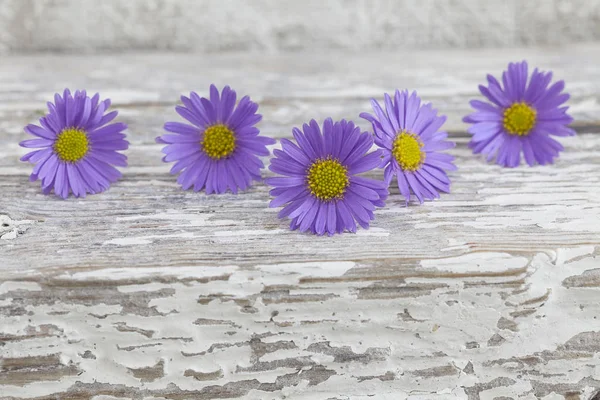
xmin=54 ymin=128 xmax=90 ymax=162
xmin=465 ymin=61 xmax=575 ymax=167
xmin=159 ymin=86 xmax=275 ymax=194
xmin=201 ymin=124 xmax=236 ymax=159
xmin=267 ymin=118 xmax=387 ymax=235
xmin=307 ymin=158 xmax=349 ymax=201
xmin=503 ymin=102 xmax=537 ymax=136
xmin=20 ymin=89 xmax=129 ymax=199
xmin=362 ymin=90 xmax=455 ymax=204
xmin=392 ymin=131 xmax=425 ymax=171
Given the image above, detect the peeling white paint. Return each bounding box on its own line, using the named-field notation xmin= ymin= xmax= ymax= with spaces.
xmin=2 ymin=49 xmax=600 ymax=398
xmin=58 ymin=266 xmax=239 ymax=282
xmin=0 ymin=281 xmax=41 ymax=295
xmin=420 ymin=252 xmax=528 ymax=273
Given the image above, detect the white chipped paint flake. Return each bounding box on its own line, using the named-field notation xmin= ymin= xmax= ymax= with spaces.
xmin=35 ymin=303 xmax=122 ymax=318
xmin=485 ymin=251 xmax=600 ymax=364
xmin=57 ymin=266 xmax=238 ymax=281
xmin=420 ymin=252 xmax=529 ymax=273
xmin=103 ymin=237 xmax=152 ymax=246
xmin=0 ymin=214 xmax=36 ymax=240
xmin=103 ymin=232 xmax=194 ymax=246
xmin=440 ymin=238 xmax=469 ymax=253
xmin=542 ymin=394 xmax=568 ymax=400
xmin=355 ymin=227 xmax=390 ymax=236
xmin=117 ymin=210 xmax=241 ymax=228
xmin=555 ymin=245 xmax=596 ymax=265
xmin=213 ymin=229 xmax=286 ymax=237
xmin=377 ymin=206 xmax=412 ymax=214
xmin=0 ymin=281 xmax=42 ymax=295
xmin=1 ymin=229 xmax=18 ymax=240
xmin=257 ymin=261 xmax=355 ymax=279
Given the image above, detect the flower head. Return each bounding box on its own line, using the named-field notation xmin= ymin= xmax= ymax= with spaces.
xmin=464 ymin=61 xmax=575 ymax=167
xmin=157 ymin=85 xmax=275 ymax=193
xmin=20 ymin=89 xmax=128 ymax=199
xmin=360 ymin=90 xmax=456 ymax=205
xmin=267 ymin=118 xmax=387 ymax=236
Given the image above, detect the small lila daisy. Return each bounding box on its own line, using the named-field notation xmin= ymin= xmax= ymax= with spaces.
xmin=20 ymin=89 xmax=128 ymax=198
xmin=266 ymin=118 xmax=387 ymax=236
xmin=157 ymin=85 xmax=275 ymax=194
xmin=464 ymin=60 xmax=575 ymax=167
xmin=360 ymin=90 xmax=456 ymax=205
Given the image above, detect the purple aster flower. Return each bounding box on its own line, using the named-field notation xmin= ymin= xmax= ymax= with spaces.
xmin=360 ymin=90 xmax=456 ymax=205
xmin=464 ymin=60 xmax=575 ymax=167
xmin=157 ymin=85 xmax=275 ymax=194
xmin=20 ymin=89 xmax=128 ymax=199
xmin=266 ymin=118 xmax=387 ymax=236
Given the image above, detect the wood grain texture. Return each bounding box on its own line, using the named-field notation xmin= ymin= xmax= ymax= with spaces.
xmin=1 ymin=46 xmax=600 ymax=399
xmin=2 ymin=0 xmax=600 ymax=53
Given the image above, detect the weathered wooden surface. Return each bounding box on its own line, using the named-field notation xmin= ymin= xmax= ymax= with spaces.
xmin=2 ymin=0 xmax=600 ymax=53
xmin=1 ymin=46 xmax=600 ymax=399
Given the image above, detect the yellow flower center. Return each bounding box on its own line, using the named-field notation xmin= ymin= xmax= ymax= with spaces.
xmin=307 ymin=158 xmax=349 ymax=201
xmin=54 ymin=128 xmax=89 ymax=162
xmin=201 ymin=124 xmax=236 ymax=159
xmin=392 ymin=131 xmax=425 ymax=171
xmin=503 ymin=102 xmax=536 ymax=136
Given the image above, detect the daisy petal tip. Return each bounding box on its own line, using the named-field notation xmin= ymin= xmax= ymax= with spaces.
xmin=358 ymin=112 xmax=373 ymax=120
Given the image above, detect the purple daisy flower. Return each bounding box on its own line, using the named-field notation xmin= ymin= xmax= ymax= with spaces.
xmin=20 ymin=89 xmax=128 ymax=199
xmin=360 ymin=90 xmax=456 ymax=205
xmin=464 ymin=60 xmax=575 ymax=167
xmin=157 ymin=85 xmax=275 ymax=194
xmin=266 ymin=118 xmax=387 ymax=236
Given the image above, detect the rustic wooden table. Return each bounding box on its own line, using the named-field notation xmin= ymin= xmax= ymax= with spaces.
xmin=1 ymin=45 xmax=599 ymax=400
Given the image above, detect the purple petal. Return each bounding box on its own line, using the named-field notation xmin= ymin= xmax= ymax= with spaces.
xmin=176 ymin=106 xmax=204 ymax=127
xmin=314 ymin=203 xmax=327 ymax=236
xmin=396 ymin=170 xmax=411 ymax=204
xmin=336 ymin=200 xmax=356 ymax=233
xmin=265 ymin=176 xmax=305 ymax=188
xmin=347 ymin=150 xmax=382 ymax=174
xmin=54 ymin=162 xmax=69 ymax=199
xmin=326 ymin=202 xmax=336 ymax=236
xmin=270 ymin=185 xmax=309 ymax=208
xmin=405 ymin=173 xmax=424 ymax=204
xmin=281 ymin=138 xmax=311 ymax=165
xmin=25 ymin=124 xmax=56 ymax=139
xmin=20 ymin=139 xmax=54 ymax=148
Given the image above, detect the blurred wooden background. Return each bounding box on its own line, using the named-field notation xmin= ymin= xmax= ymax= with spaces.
xmin=1 ymin=0 xmax=600 ymax=53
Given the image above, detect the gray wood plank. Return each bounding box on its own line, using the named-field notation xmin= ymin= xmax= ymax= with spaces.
xmin=2 ymin=1 xmax=600 ymax=53
xmin=1 ymin=47 xmax=600 ymax=399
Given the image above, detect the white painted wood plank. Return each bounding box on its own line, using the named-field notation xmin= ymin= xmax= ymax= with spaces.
xmin=1 ymin=47 xmax=600 ymax=399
